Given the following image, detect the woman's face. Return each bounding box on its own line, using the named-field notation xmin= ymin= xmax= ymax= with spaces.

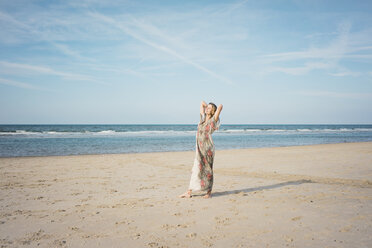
xmin=206 ymin=104 xmax=215 ymax=116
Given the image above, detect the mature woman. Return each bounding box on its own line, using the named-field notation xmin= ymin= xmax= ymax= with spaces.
xmin=179 ymin=101 xmax=223 ymax=199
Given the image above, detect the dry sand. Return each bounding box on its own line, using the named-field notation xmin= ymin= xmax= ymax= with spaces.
xmin=1 ymin=142 xmax=371 ymax=247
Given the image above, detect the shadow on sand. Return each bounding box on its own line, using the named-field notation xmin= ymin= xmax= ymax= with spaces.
xmin=212 ymin=179 xmax=312 ymax=198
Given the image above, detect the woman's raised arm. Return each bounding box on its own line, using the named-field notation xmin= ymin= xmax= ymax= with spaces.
xmin=200 ymin=101 xmax=207 ymax=115
xmin=214 ymin=104 xmax=223 ymax=122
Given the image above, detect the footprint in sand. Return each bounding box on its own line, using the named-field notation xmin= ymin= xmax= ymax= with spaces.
xmin=201 ymin=238 xmax=213 ymax=247
xmin=51 ymin=239 xmax=67 ymax=247
xmin=284 ymin=235 xmax=294 ymax=243
xmin=214 ymin=216 xmax=231 ymax=226
xmin=131 ymin=233 xmax=141 ymax=240
xmin=115 ymin=219 xmax=133 ymax=225
xmin=161 ymin=223 xmax=189 ymax=231
xmin=291 ymin=216 xmax=302 ymax=221
xmin=186 ymin=233 xmax=197 ymax=238
xmin=147 ymin=242 xmax=161 ymax=247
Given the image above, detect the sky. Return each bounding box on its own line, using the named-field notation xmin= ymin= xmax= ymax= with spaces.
xmin=0 ymin=0 xmax=372 ymax=124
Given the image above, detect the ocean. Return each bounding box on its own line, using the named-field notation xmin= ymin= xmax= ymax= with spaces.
xmin=0 ymin=124 xmax=372 ymax=157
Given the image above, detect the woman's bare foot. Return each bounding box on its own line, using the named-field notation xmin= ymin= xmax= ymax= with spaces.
xmin=179 ymin=190 xmax=192 ymax=198
xmin=203 ymin=191 xmax=212 ymax=199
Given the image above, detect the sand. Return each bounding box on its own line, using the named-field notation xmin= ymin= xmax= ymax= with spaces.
xmin=0 ymin=142 xmax=372 ymax=247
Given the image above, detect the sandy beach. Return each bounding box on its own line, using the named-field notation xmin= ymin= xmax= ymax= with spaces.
xmin=1 ymin=142 xmax=371 ymax=247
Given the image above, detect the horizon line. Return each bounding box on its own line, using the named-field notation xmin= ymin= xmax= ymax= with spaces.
xmin=1 ymin=123 xmax=372 ymax=125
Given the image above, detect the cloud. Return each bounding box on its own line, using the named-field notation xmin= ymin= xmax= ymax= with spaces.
xmin=88 ymin=11 xmax=233 ymax=85
xmin=0 ymin=77 xmax=52 ymax=91
xmin=270 ymin=62 xmax=333 ymax=75
xmin=211 ymin=0 xmax=250 ymax=16
xmin=0 ymin=11 xmax=35 ymax=44
xmin=328 ymin=70 xmax=361 ymax=77
xmin=261 ymin=22 xmax=372 ymax=76
xmin=0 ymin=11 xmax=28 ymax=29
xmin=51 ymin=43 xmax=97 ymax=62
xmin=1 ymin=1 xmax=371 ymax=84
xmin=265 ymin=23 xmax=351 ymax=62
xmin=0 ymin=61 xmax=106 ymax=84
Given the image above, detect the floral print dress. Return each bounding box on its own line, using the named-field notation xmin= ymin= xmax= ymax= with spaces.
xmin=188 ymin=113 xmax=220 ymax=192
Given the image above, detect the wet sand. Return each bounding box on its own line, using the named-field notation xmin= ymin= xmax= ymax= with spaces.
xmin=1 ymin=142 xmax=371 ymax=247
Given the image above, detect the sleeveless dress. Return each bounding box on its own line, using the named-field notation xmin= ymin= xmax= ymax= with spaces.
xmin=188 ymin=113 xmax=220 ymax=192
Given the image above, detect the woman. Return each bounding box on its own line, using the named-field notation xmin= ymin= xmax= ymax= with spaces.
xmin=179 ymin=101 xmax=223 ymax=199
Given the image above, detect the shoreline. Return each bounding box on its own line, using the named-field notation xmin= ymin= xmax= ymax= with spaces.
xmin=1 ymin=140 xmax=371 ymax=159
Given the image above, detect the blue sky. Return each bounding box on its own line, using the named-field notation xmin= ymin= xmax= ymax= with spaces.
xmin=0 ymin=0 xmax=371 ymax=124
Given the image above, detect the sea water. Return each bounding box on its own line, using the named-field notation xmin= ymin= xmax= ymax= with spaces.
xmin=0 ymin=124 xmax=372 ymax=157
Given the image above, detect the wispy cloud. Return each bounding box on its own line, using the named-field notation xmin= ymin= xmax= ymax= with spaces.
xmin=0 ymin=11 xmax=29 ymax=29
xmin=51 ymin=43 xmax=97 ymax=62
xmin=0 ymin=2 xmax=371 ymax=84
xmin=88 ymin=11 xmax=233 ymax=85
xmin=210 ymin=0 xmax=250 ymax=17
xmin=329 ymin=70 xmax=361 ymax=77
xmin=264 ymin=22 xmax=351 ymax=60
xmin=262 ymin=22 xmax=372 ymax=76
xmin=0 ymin=11 xmax=35 ymax=44
xmin=0 ymin=61 xmax=106 ymax=84
xmin=270 ymin=62 xmax=333 ymax=75
xmin=0 ymin=77 xmax=52 ymax=91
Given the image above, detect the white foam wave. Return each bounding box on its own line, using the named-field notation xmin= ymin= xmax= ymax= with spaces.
xmin=43 ymin=131 xmax=58 ymax=134
xmin=0 ymin=130 xmax=196 ymax=136
xmin=118 ymin=130 xmax=195 ymax=136
xmin=0 ymin=130 xmax=40 ymax=135
xmin=1 ymin=127 xmax=372 ymax=137
xmin=95 ymin=130 xmax=116 ymax=135
xmin=220 ymin=129 xmax=252 ymax=133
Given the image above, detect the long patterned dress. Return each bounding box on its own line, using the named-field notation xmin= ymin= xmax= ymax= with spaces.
xmin=188 ymin=113 xmax=220 ymax=192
